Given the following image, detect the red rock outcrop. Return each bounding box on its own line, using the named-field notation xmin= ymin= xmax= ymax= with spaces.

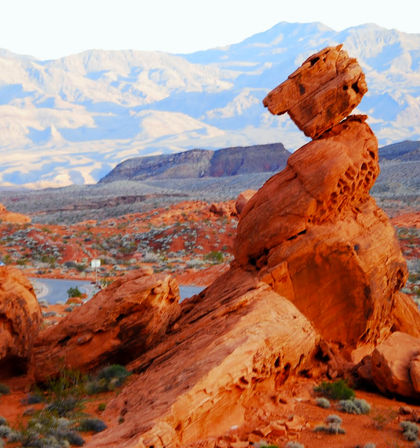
xmin=235 ymin=190 xmax=256 ymax=215
xmin=0 ymin=203 xmax=30 ymax=224
xmin=30 ymin=45 xmax=420 ymax=447
xmin=209 ymin=201 xmax=237 ymax=217
xmin=31 ymin=268 xmax=180 ymax=381
xmin=263 ymin=44 xmax=367 ymax=139
xmin=369 ymin=332 xmax=420 ymax=398
xmin=234 ymin=115 xmax=417 ymax=350
xmin=0 ymin=267 xmax=41 ymax=376
xmin=88 ymin=268 xmax=319 ymax=448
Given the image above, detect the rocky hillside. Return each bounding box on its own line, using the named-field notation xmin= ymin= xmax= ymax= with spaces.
xmin=0 ymin=22 xmax=419 ymax=187
xmin=99 ymin=142 xmax=290 ymax=183
xmin=379 ymin=140 xmax=420 ymax=161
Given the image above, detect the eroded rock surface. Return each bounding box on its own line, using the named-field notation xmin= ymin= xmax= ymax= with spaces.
xmin=29 ymin=44 xmax=420 ymax=446
xmin=0 ymin=267 xmax=41 ymax=376
xmin=263 ymin=45 xmax=367 ymax=139
xmin=234 ymin=115 xmax=417 ymax=349
xmin=31 ymin=268 xmax=180 ymax=381
xmin=88 ymin=268 xmax=319 ymax=448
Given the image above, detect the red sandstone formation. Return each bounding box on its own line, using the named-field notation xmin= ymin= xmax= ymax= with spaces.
xmin=235 ymin=189 xmax=256 ymax=215
xmin=369 ymin=332 xmax=420 ymax=398
xmin=209 ymin=201 xmax=237 ymax=217
xmin=263 ymin=44 xmax=367 ymax=139
xmin=27 ymin=45 xmax=420 ymax=447
xmin=0 ymin=267 xmax=41 ymax=376
xmin=88 ymin=268 xmax=319 ymax=448
xmin=31 ymin=268 xmax=180 ymax=381
xmin=0 ymin=203 xmax=30 ymax=224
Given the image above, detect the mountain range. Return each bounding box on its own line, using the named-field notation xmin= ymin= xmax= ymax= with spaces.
xmin=0 ymin=22 xmax=419 ymax=188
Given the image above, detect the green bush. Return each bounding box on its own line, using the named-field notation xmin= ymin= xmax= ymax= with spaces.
xmin=204 ymin=250 xmax=224 ymax=264
xmin=314 ymin=379 xmax=355 ymax=400
xmin=0 ymin=383 xmax=10 ymax=395
xmin=67 ymin=286 xmax=82 ymax=298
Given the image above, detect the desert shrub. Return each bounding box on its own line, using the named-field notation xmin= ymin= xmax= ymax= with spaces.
xmin=0 ymin=383 xmax=10 ymax=395
xmin=22 ymin=392 xmax=44 ymax=405
xmin=337 ymin=398 xmax=371 ymax=415
xmin=314 ymin=414 xmax=345 ymax=435
xmin=401 ymin=421 xmax=419 ymax=441
xmin=314 ymin=379 xmax=355 ymax=400
xmin=97 ymin=402 xmax=106 ymax=412
xmin=285 ymin=442 xmax=304 ymax=448
xmin=67 ymin=286 xmax=82 ymax=298
xmin=315 ymin=397 xmax=330 ymax=409
xmin=97 ymin=364 xmax=130 ymax=383
xmin=0 ymin=425 xmax=12 ymax=438
xmin=62 ymin=430 xmax=85 ymax=446
xmin=203 ymin=250 xmax=224 ymax=264
xmin=77 ymin=418 xmax=107 ymax=433
xmin=363 ymin=444 xmax=376 ymax=448
xmin=44 ymin=369 xmax=88 ymax=400
xmin=45 ymin=396 xmax=80 ymax=417
xmin=86 ymin=364 xmax=130 ymax=395
xmin=0 ymin=416 xmax=7 ymax=426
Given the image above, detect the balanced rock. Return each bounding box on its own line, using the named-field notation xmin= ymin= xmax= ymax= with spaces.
xmin=31 ymin=268 xmax=180 ymax=381
xmin=46 ymin=46 xmax=420 ymax=447
xmin=234 ymin=115 xmax=417 ymax=348
xmin=263 ymin=45 xmax=367 ymax=139
xmin=0 ymin=267 xmax=41 ymax=376
xmin=0 ymin=203 xmax=31 ymax=224
xmin=370 ymin=332 xmax=420 ymax=398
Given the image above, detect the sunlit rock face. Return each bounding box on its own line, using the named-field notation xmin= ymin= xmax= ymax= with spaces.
xmin=0 ymin=267 xmax=41 ymax=376
xmin=28 ymin=45 xmax=420 ymax=447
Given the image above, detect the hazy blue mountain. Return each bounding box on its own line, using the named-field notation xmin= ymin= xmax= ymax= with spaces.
xmin=0 ymin=22 xmax=418 ymax=187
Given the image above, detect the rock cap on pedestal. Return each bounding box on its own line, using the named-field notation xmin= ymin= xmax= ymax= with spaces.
xmin=263 ymin=44 xmax=367 ymax=139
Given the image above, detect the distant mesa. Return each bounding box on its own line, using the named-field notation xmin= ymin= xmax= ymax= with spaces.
xmin=98 ymin=143 xmax=291 ymax=183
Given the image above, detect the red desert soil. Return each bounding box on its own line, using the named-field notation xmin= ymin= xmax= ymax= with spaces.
xmin=1 ymin=376 xmax=419 ymax=448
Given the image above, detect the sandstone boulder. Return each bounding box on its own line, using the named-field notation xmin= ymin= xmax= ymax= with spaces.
xmin=410 ymin=354 xmax=420 ymax=394
xmin=263 ymin=45 xmax=367 ymax=139
xmin=31 ymin=268 xmax=180 ymax=381
xmin=209 ymin=201 xmax=237 ymax=217
xmin=87 ymin=268 xmax=319 ymax=448
xmin=235 ymin=189 xmax=256 ymax=215
xmin=0 ymin=267 xmax=41 ymax=376
xmin=370 ymin=332 xmax=420 ymax=398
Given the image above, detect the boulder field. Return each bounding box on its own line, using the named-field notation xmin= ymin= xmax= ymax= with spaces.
xmin=1 ymin=45 xmax=419 ymax=447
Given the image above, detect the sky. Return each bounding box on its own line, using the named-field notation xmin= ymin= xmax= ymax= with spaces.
xmin=0 ymin=0 xmax=419 ymax=60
